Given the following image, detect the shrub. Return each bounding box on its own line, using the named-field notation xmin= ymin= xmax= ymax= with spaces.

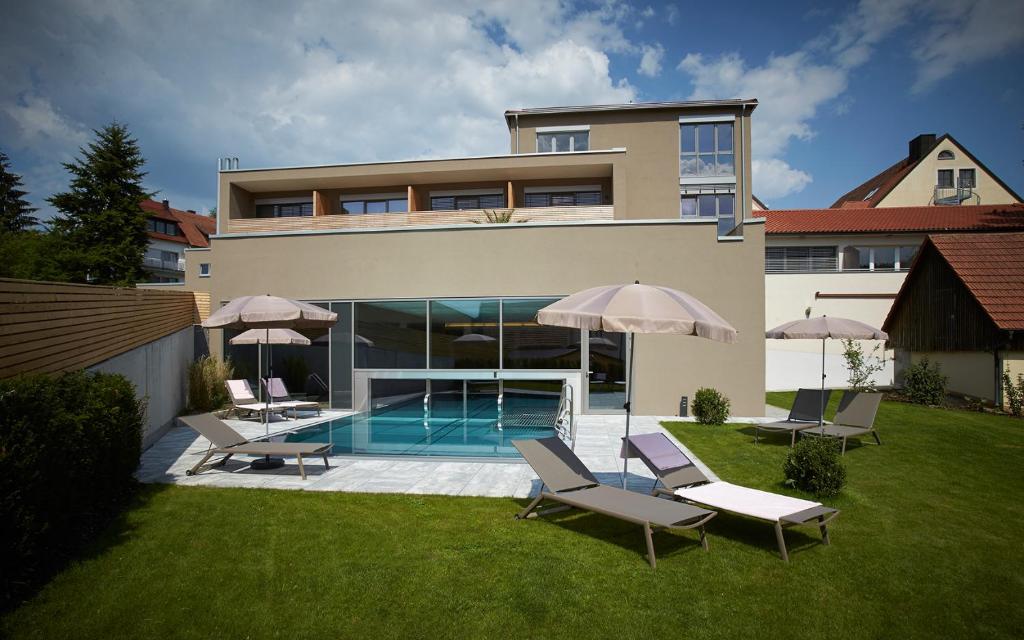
xmin=902 ymin=357 xmax=947 ymax=405
xmin=187 ymin=355 xmax=233 ymax=413
xmin=783 ymin=437 xmax=847 ymax=498
xmin=0 ymin=370 xmax=144 ymax=608
xmin=842 ymin=339 xmax=885 ymax=392
xmin=1003 ymin=368 xmax=1024 ymax=416
xmin=693 ymin=387 xmax=730 ymax=425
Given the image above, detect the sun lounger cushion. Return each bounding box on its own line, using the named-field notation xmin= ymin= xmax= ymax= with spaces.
xmin=620 ymin=433 xmax=691 ymax=471
xmin=227 ymin=379 xmax=257 ymax=403
xmin=675 ymin=482 xmax=822 ymax=523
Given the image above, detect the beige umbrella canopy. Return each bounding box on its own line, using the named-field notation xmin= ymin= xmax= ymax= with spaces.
xmin=766 ymin=315 xmax=888 ymax=426
xmin=229 ymin=328 xmax=312 ymax=346
xmin=538 ymin=282 xmax=737 ymax=488
xmin=202 ymin=294 xmax=337 ymax=330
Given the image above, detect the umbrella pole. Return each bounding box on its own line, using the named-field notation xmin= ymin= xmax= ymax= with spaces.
xmin=265 ymin=327 xmax=270 ymax=437
xmin=622 ymin=331 xmax=635 ymax=489
xmin=820 ymin=338 xmax=826 ymax=427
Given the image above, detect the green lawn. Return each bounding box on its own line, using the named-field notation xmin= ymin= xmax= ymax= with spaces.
xmin=3 ymin=394 xmax=1023 ymax=639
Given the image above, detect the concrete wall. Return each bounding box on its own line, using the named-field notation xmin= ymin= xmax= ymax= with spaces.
xmin=906 ymin=350 xmax=998 ymax=402
xmin=879 ymin=137 xmax=1020 ymax=207
xmin=189 ymin=219 xmax=767 ymax=416
xmin=88 ymin=326 xmax=194 ymax=447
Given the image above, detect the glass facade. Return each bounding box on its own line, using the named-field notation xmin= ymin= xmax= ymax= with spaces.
xmin=680 ymin=122 xmax=734 ymax=177
xmin=355 ymin=300 xmax=428 ymax=368
xmin=501 ymin=298 xmax=581 ymax=369
xmin=429 ymin=299 xmax=500 ymax=368
xmin=330 ymin=302 xmax=353 ymax=408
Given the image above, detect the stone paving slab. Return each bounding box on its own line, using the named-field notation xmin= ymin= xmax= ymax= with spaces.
xmin=138 ymin=410 xmax=775 ymax=498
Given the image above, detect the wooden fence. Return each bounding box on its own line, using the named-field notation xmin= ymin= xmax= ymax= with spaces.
xmin=0 ymin=278 xmax=206 ymax=378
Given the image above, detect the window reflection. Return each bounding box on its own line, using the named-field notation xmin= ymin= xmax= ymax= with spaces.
xmin=502 ymin=298 xmax=581 ymax=369
xmin=429 ymin=299 xmax=500 ymax=368
xmin=355 ymin=301 xmax=428 ymax=368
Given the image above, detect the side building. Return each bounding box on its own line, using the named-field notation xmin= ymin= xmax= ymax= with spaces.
xmin=186 ymin=99 xmax=767 ymax=417
xmin=141 ymin=199 xmax=215 ymax=283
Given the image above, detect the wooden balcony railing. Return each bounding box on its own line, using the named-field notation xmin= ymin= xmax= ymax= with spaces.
xmin=225 ymin=205 xmax=614 ymax=235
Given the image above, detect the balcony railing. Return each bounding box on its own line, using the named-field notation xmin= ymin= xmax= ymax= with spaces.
xmin=934 ymin=186 xmax=979 ymax=206
xmin=226 ymin=205 xmax=614 ymax=235
xmin=144 ymin=257 xmax=186 ymax=272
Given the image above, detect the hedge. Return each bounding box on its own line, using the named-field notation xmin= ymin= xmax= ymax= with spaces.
xmin=0 ymin=370 xmax=144 ymax=609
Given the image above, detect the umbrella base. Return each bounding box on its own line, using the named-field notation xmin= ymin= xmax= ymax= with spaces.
xmin=250 ymin=456 xmax=285 ymax=471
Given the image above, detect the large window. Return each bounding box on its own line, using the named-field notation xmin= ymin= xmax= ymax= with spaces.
xmin=680 ymin=122 xmax=734 ymax=177
xmin=341 ymin=198 xmax=407 ymax=214
xmin=146 ymin=218 xmax=178 ymax=236
xmin=537 ymin=130 xmax=589 ymax=153
xmin=254 ymin=201 xmax=313 ymax=218
xmin=680 ymin=192 xmax=736 ymax=236
xmin=330 ymin=302 xmax=353 ymax=408
xmin=841 ymin=245 xmax=918 ymax=271
xmin=501 ymin=298 xmax=581 ymax=369
xmin=523 ymin=190 xmax=602 ymax=207
xmin=429 ymin=299 xmax=500 ymax=369
xmin=430 ymin=193 xmax=505 ymax=211
xmin=765 ymin=246 xmax=838 ymax=273
xmin=355 ymin=301 xmax=428 ymax=368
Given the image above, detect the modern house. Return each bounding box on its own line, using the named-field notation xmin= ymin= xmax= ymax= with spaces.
xmin=141 ymin=199 xmax=215 ymax=283
xmin=831 ymin=133 xmax=1022 ymax=209
xmin=186 ymin=99 xmax=767 ymax=417
xmin=883 ymin=232 xmax=1024 ymax=406
xmin=763 ymin=204 xmax=1024 ymax=390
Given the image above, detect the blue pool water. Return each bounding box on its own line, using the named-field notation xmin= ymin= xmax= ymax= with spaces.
xmin=283 ymin=392 xmax=558 ymax=459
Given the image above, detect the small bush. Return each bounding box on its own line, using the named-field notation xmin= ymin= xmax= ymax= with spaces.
xmin=0 ymin=370 xmax=144 ymax=608
xmin=783 ymin=437 xmax=847 ymax=498
xmin=693 ymin=387 xmax=730 ymax=424
xmin=187 ymin=355 xmax=233 ymax=413
xmin=1003 ymin=368 xmax=1024 ymax=416
xmin=842 ymin=339 xmax=885 ymax=392
xmin=902 ymin=357 xmax=947 ymax=405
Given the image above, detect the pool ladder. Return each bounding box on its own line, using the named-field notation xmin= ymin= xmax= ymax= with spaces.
xmin=496 ymin=393 xmax=503 ymax=431
xmin=555 ymin=383 xmax=576 ymax=450
xmin=423 ymin=393 xmax=431 ymax=430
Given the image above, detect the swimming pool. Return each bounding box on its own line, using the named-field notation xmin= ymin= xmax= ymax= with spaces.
xmin=283 ymin=391 xmax=559 ymax=459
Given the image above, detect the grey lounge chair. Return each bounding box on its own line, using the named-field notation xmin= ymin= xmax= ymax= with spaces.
xmin=513 ymin=437 xmax=716 ymax=569
xmin=755 ymin=388 xmax=832 ymax=446
xmin=800 ymin=391 xmax=883 ymax=454
xmin=225 ymin=379 xmax=289 ymax=421
xmin=622 ymin=432 xmax=838 ymax=562
xmin=262 ymin=377 xmax=321 ymax=418
xmin=180 ymin=413 xmax=331 ymax=480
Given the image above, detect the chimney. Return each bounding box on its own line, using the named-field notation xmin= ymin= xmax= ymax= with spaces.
xmin=908 ymin=134 xmax=937 ymax=162
xmin=161 ymin=199 xmax=170 ymax=210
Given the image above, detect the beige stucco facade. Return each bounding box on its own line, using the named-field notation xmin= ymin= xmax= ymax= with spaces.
xmin=908 ymin=351 xmax=1000 ymax=402
xmin=187 ymin=220 xmax=766 ymax=416
xmin=878 ymin=137 xmax=1020 ymax=207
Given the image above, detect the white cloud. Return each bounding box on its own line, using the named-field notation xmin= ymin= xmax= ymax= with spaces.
xmin=751 ymin=159 xmax=813 ymax=200
xmin=637 ymin=44 xmax=664 ymax=77
xmin=0 ymin=0 xmax=638 ymax=216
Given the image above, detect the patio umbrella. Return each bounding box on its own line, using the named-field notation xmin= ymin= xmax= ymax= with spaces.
xmin=537 ymin=282 xmax=737 ymax=488
xmin=204 ymin=295 xmax=337 ymax=469
xmin=765 ymin=316 xmax=887 ymax=426
xmin=230 ymin=328 xmax=311 ymax=409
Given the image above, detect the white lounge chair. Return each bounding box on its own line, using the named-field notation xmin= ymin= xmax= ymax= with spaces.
xmin=262 ymin=377 xmax=321 ymax=418
xmin=225 ymin=379 xmax=289 ymax=421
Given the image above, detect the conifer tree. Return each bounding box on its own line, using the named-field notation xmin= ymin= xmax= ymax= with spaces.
xmin=0 ymin=151 xmax=39 ymax=234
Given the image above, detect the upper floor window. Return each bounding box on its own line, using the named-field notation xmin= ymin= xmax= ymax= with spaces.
xmin=680 ymin=192 xmax=735 ymax=236
xmin=523 ymin=190 xmax=602 ymax=207
xmin=536 ymin=126 xmax=589 ymax=153
xmin=255 ymin=201 xmax=313 ymax=218
xmin=841 ymin=245 xmax=918 ymax=271
xmin=937 ymin=169 xmax=954 ymax=188
xmin=341 ymin=198 xmax=407 ymax=215
xmin=199 ymin=263 xmax=211 ymax=277
xmin=765 ymin=246 xmax=837 ymax=273
xmin=430 ymin=193 xmax=505 ymax=211
xmin=937 ymin=150 xmax=955 ymax=160
xmin=146 ymin=218 xmax=179 ymax=236
xmin=680 ymin=122 xmax=734 ymax=177
xmin=958 ymin=168 xmax=976 ymax=189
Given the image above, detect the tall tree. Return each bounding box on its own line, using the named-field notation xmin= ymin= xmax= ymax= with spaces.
xmin=48 ymin=123 xmax=152 ymax=286
xmin=0 ymin=151 xmax=38 ymax=233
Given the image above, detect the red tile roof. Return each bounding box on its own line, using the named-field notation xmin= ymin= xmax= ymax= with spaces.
xmin=141 ymin=199 xmax=214 ymax=248
xmin=765 ymin=204 xmax=1024 ymax=235
xmin=925 ymin=233 xmax=1024 ymax=330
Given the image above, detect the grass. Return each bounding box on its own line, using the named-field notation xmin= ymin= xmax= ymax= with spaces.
xmin=3 ymin=394 xmax=1023 ymax=639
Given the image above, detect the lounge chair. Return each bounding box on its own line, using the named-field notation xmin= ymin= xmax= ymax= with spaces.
xmin=225 ymin=379 xmax=289 ymax=421
xmin=800 ymin=391 xmax=883 ymax=454
xmin=262 ymin=377 xmax=321 ymax=418
xmin=755 ymin=388 xmax=831 ymax=446
xmin=180 ymin=413 xmax=331 ymax=480
xmin=622 ymin=432 xmax=838 ymax=562
xmin=513 ymin=437 xmax=716 ymax=569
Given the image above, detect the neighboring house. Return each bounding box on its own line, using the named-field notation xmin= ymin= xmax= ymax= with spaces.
xmin=751 ymin=195 xmax=768 ymax=211
xmin=187 ymin=99 xmax=768 ymax=416
xmin=763 ymin=204 xmax=1024 ymax=391
xmin=831 ymin=133 xmax=1022 ymax=209
xmin=883 ymin=232 xmax=1024 ymax=406
xmin=141 ymin=199 xmax=215 ymax=283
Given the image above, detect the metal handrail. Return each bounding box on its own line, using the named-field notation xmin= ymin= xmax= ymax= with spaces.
xmin=555 ymin=382 xmax=575 ymax=449
xmin=496 ymin=392 xmax=503 ymax=431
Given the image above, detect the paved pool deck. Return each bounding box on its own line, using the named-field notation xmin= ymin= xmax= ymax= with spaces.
xmin=138 ymin=410 xmax=781 ymax=497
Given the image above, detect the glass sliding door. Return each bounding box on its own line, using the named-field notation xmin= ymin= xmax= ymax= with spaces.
xmin=330 ymin=302 xmax=353 ymax=408
xmin=587 ymin=330 xmax=626 ymax=412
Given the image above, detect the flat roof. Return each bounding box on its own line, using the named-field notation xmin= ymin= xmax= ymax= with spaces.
xmin=504 ymin=98 xmax=758 ymax=119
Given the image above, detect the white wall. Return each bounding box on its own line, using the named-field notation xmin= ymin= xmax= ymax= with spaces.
xmin=766 ymin=346 xmax=894 ymax=391
xmin=88 ymin=326 xmax=194 ymax=447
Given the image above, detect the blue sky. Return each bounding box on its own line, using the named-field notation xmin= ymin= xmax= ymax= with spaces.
xmin=2 ymin=0 xmax=1022 ymax=219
